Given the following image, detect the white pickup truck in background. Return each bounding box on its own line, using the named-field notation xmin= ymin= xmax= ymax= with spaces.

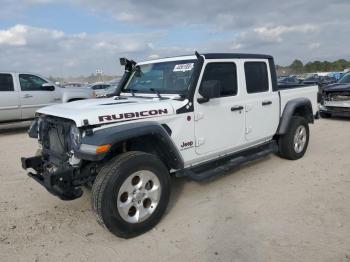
xmin=0 ymin=72 xmax=94 ymax=123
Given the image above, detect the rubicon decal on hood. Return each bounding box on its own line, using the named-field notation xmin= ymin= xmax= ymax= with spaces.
xmin=98 ymin=109 xmax=169 ymax=122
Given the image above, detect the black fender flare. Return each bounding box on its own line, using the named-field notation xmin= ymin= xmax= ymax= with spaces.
xmin=77 ymin=121 xmax=184 ymax=170
xmin=277 ymin=98 xmax=314 ymax=135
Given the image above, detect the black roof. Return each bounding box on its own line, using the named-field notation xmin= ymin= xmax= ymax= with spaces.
xmin=203 ymin=53 xmax=273 ymax=60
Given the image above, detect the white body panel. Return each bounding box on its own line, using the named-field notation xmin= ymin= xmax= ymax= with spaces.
xmin=19 ymin=82 xmax=61 ymax=120
xmin=37 ymin=96 xmax=182 ymax=127
xmin=279 ymin=85 xmax=319 ymax=116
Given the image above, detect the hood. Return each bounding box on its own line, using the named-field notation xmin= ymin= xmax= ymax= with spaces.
xmin=37 ymin=96 xmax=187 ymax=127
xmin=323 ymin=83 xmax=350 ymax=93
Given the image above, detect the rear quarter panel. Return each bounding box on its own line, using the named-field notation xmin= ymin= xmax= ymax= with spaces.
xmin=279 ymin=85 xmax=319 ymax=116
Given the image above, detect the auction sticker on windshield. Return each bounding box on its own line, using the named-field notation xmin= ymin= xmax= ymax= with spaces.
xmin=173 ymin=63 xmax=194 ymax=72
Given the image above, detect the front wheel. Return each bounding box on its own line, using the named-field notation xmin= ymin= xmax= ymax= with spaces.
xmin=91 ymin=151 xmax=170 ymax=238
xmin=278 ymin=116 xmax=310 ymax=160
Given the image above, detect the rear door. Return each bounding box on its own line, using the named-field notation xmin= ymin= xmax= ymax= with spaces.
xmin=194 ymin=60 xmax=246 ymax=155
xmin=243 ymin=60 xmax=279 ymax=142
xmin=19 ymin=74 xmax=59 ymax=119
xmin=0 ymin=73 xmax=21 ymax=122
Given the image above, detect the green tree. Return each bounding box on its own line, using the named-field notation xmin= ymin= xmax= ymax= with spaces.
xmin=290 ymin=59 xmax=304 ymax=73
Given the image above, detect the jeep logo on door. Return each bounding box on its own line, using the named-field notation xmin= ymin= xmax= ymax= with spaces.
xmin=180 ymin=140 xmax=194 ymax=150
xmin=98 ymin=109 xmax=169 ymax=122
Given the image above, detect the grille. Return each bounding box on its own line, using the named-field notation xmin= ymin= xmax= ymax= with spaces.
xmin=40 ymin=117 xmax=71 ymax=157
xmin=48 ymin=126 xmax=66 ymax=154
xmin=325 ymin=106 xmax=350 ymax=113
xmin=327 ymin=92 xmax=350 ymax=101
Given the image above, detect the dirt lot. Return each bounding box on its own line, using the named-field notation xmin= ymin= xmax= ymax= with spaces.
xmin=0 ymin=119 xmax=349 ymax=262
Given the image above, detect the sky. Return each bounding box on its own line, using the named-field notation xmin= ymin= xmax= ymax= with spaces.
xmin=0 ymin=0 xmax=349 ymax=76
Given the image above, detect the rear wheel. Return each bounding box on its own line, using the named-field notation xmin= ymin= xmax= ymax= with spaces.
xmin=91 ymin=151 xmax=170 ymax=238
xmin=278 ymin=116 xmax=309 ymax=160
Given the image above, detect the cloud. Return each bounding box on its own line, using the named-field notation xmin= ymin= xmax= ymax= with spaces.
xmin=0 ymin=0 xmax=350 ymax=75
xmin=0 ymin=0 xmax=55 ymax=18
xmin=0 ymin=24 xmax=66 ymax=47
xmin=253 ymin=25 xmax=318 ymax=43
xmin=75 ymin=0 xmax=349 ymax=30
xmin=0 ymin=24 xmax=163 ymax=76
xmin=309 ymin=43 xmax=321 ymax=50
xmin=0 ymin=25 xmax=28 ymax=46
xmin=70 ymin=0 xmax=350 ymax=65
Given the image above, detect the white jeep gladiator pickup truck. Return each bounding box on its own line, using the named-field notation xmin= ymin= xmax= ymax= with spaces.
xmin=22 ymin=53 xmax=319 ymax=238
xmin=0 ymin=72 xmax=93 ymax=123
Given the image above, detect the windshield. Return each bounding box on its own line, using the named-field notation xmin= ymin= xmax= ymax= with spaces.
xmin=338 ymin=73 xmax=350 ymax=84
xmin=123 ymin=59 xmax=197 ymax=95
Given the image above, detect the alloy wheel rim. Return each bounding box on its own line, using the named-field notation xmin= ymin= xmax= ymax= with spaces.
xmin=293 ymin=125 xmax=307 ymax=153
xmin=117 ymin=170 xmax=161 ymax=223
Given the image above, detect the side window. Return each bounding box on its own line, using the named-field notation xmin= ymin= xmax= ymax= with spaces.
xmin=19 ymin=74 xmax=47 ymax=91
xmin=244 ymin=62 xmax=269 ymax=94
xmin=200 ymin=62 xmax=237 ymax=97
xmin=0 ymin=74 xmax=14 ymax=91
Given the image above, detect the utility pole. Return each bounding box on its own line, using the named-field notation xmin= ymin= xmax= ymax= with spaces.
xmin=96 ymin=69 xmax=103 ymax=82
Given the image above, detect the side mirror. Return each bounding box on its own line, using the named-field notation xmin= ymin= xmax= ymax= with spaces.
xmin=197 ymin=80 xmax=220 ymax=104
xmin=42 ymin=83 xmax=55 ymax=91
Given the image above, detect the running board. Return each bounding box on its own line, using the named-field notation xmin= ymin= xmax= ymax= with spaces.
xmin=181 ymin=141 xmax=278 ymax=181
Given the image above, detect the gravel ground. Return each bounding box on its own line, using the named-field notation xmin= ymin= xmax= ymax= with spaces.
xmin=0 ymin=118 xmax=349 ymax=262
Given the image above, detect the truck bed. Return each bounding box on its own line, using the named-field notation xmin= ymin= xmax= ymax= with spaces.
xmin=279 ymin=84 xmax=319 ymax=117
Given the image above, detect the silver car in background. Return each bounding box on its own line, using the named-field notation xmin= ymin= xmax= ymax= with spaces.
xmin=87 ymin=82 xmax=119 ymax=98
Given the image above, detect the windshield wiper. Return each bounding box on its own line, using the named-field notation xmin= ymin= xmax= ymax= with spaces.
xmin=150 ymin=88 xmax=162 ymax=99
xmin=129 ymin=88 xmax=139 ymax=96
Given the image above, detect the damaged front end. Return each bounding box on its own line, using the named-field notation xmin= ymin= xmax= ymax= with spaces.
xmin=321 ymin=89 xmax=350 ymax=116
xmin=21 ymin=116 xmax=98 ymax=200
xmin=21 ymin=156 xmax=82 ymax=200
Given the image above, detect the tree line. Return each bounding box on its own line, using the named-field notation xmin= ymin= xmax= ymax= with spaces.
xmin=276 ymin=59 xmax=350 ymax=75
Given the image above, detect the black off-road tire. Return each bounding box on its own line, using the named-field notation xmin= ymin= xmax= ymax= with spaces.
xmin=320 ymin=112 xmax=332 ymax=119
xmin=278 ymin=116 xmax=310 ymax=160
xmin=91 ymin=151 xmax=170 ymax=238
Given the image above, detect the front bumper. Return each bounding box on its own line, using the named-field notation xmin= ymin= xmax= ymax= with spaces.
xmin=21 ymin=156 xmax=83 ymax=200
xmin=320 ymin=105 xmax=350 ymax=117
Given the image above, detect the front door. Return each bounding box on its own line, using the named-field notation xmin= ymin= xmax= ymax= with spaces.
xmin=194 ymin=61 xmax=246 ymax=155
xmin=19 ymin=74 xmax=59 ymax=119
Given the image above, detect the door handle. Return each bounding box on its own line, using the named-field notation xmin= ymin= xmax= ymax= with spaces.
xmin=23 ymin=94 xmax=33 ymax=99
xmin=231 ymin=106 xmax=244 ymax=112
xmin=262 ymin=100 xmax=272 ymax=106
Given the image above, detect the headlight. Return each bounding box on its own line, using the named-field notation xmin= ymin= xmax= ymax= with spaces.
xmin=70 ymin=125 xmax=81 ymax=150
xmin=28 ymin=118 xmax=39 ymax=139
